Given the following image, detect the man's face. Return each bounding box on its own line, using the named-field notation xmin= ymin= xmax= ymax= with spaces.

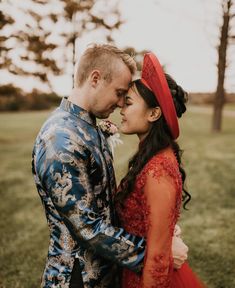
xmin=90 ymin=60 xmax=132 ymax=119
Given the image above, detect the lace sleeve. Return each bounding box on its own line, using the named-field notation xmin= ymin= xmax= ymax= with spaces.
xmin=141 ymin=162 xmax=178 ymax=288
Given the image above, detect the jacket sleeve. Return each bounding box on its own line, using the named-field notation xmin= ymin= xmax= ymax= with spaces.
xmin=35 ymin=136 xmax=145 ymax=273
xmin=141 ymin=165 xmax=177 ymax=287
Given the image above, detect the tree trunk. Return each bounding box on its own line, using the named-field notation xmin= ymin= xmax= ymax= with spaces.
xmin=72 ymin=33 xmax=76 ymax=88
xmin=71 ymin=13 xmax=76 ymax=88
xmin=212 ymin=0 xmax=232 ymax=132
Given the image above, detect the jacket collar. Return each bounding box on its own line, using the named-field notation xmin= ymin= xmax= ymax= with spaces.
xmin=60 ymin=97 xmax=96 ymax=126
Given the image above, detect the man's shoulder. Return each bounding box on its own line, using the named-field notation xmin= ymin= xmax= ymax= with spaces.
xmin=40 ymin=108 xmax=85 ymax=135
xmin=36 ymin=108 xmax=96 ymax=152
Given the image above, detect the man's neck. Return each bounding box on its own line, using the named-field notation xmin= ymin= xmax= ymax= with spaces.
xmin=68 ymin=88 xmax=90 ymax=112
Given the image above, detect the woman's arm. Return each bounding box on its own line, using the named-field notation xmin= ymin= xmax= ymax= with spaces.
xmin=142 ymin=168 xmax=178 ymax=287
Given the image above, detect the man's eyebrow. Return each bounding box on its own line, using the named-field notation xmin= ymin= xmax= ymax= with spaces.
xmin=116 ymin=88 xmax=128 ymax=96
xmin=116 ymin=88 xmax=128 ymax=92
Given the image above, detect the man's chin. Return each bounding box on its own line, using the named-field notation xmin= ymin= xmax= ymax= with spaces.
xmin=95 ymin=112 xmax=112 ymax=119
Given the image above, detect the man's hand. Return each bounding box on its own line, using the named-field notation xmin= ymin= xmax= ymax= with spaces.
xmin=172 ymin=225 xmax=189 ymax=269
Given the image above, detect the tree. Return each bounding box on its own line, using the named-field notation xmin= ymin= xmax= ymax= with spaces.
xmin=15 ymin=1 xmax=63 ymax=91
xmin=0 ymin=2 xmax=15 ymax=72
xmin=212 ymin=0 xmax=235 ymax=132
xmin=59 ymin=0 xmax=123 ymax=85
xmin=0 ymin=0 xmax=124 ymax=95
xmin=0 ymin=0 xmax=63 ymax=92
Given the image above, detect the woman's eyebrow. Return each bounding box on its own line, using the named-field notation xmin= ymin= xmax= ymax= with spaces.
xmin=125 ymin=95 xmax=133 ymax=101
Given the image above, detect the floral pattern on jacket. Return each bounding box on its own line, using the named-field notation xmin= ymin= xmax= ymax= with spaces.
xmin=32 ymin=98 xmax=145 ymax=288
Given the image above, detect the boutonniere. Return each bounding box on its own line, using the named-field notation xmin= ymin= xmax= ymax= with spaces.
xmin=98 ymin=120 xmax=123 ymax=156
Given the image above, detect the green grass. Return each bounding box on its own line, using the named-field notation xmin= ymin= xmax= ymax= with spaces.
xmin=224 ymin=102 xmax=235 ymax=111
xmin=0 ymin=106 xmax=235 ymax=288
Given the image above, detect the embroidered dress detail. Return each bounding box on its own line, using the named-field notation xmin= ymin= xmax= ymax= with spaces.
xmin=117 ymin=149 xmax=181 ymax=288
xmin=117 ymin=148 xmax=206 ymax=288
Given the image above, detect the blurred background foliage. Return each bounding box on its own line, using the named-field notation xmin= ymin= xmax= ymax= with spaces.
xmin=1 ymin=0 xmax=235 ymax=122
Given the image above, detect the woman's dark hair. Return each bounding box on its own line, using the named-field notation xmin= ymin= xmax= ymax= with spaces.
xmin=115 ymin=74 xmax=191 ymax=209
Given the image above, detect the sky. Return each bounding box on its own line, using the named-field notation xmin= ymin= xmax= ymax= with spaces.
xmin=1 ymin=0 xmax=235 ymax=95
xmin=116 ymin=0 xmax=221 ymax=93
xmin=54 ymin=0 xmax=235 ymax=95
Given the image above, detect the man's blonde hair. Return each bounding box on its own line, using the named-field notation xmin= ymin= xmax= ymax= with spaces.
xmin=74 ymin=44 xmax=137 ymax=87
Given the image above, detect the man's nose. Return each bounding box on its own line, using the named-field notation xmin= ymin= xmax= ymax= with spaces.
xmin=117 ymin=96 xmax=125 ymax=108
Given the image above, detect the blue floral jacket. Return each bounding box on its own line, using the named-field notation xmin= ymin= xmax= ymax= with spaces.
xmin=32 ymin=98 xmax=145 ymax=288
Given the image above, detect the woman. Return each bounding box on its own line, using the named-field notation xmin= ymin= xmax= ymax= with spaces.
xmin=115 ymin=53 xmax=205 ymax=287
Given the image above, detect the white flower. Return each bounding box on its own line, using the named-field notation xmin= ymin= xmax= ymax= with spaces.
xmin=98 ymin=120 xmax=123 ymax=156
xmin=98 ymin=120 xmax=118 ymax=135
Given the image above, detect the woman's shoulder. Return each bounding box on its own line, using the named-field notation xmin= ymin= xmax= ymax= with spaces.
xmin=148 ymin=147 xmax=177 ymax=165
xmin=136 ymin=147 xmax=181 ymax=189
xmin=143 ymin=147 xmax=179 ymax=178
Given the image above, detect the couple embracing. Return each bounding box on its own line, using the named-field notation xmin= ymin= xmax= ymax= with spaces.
xmin=32 ymin=44 xmax=205 ymax=287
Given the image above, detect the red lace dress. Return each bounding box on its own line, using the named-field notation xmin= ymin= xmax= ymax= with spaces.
xmin=116 ymin=148 xmax=205 ymax=288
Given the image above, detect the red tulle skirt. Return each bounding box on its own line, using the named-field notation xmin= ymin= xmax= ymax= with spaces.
xmin=172 ymin=262 xmax=206 ymax=288
xmin=121 ymin=262 xmax=206 ymax=288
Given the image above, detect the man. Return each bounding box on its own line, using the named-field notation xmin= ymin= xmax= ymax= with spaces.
xmin=32 ymin=44 xmax=188 ymax=288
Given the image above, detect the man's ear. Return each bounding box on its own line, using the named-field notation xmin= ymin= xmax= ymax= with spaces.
xmin=148 ymin=107 xmax=162 ymax=122
xmin=90 ymin=70 xmax=101 ymax=87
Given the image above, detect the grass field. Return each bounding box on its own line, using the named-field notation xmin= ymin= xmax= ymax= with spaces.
xmin=0 ymin=106 xmax=235 ymax=288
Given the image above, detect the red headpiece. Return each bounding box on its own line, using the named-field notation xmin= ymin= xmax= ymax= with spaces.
xmin=141 ymin=53 xmax=179 ymax=139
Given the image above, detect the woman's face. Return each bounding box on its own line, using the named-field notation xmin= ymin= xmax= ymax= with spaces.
xmin=120 ymin=84 xmax=153 ymax=140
